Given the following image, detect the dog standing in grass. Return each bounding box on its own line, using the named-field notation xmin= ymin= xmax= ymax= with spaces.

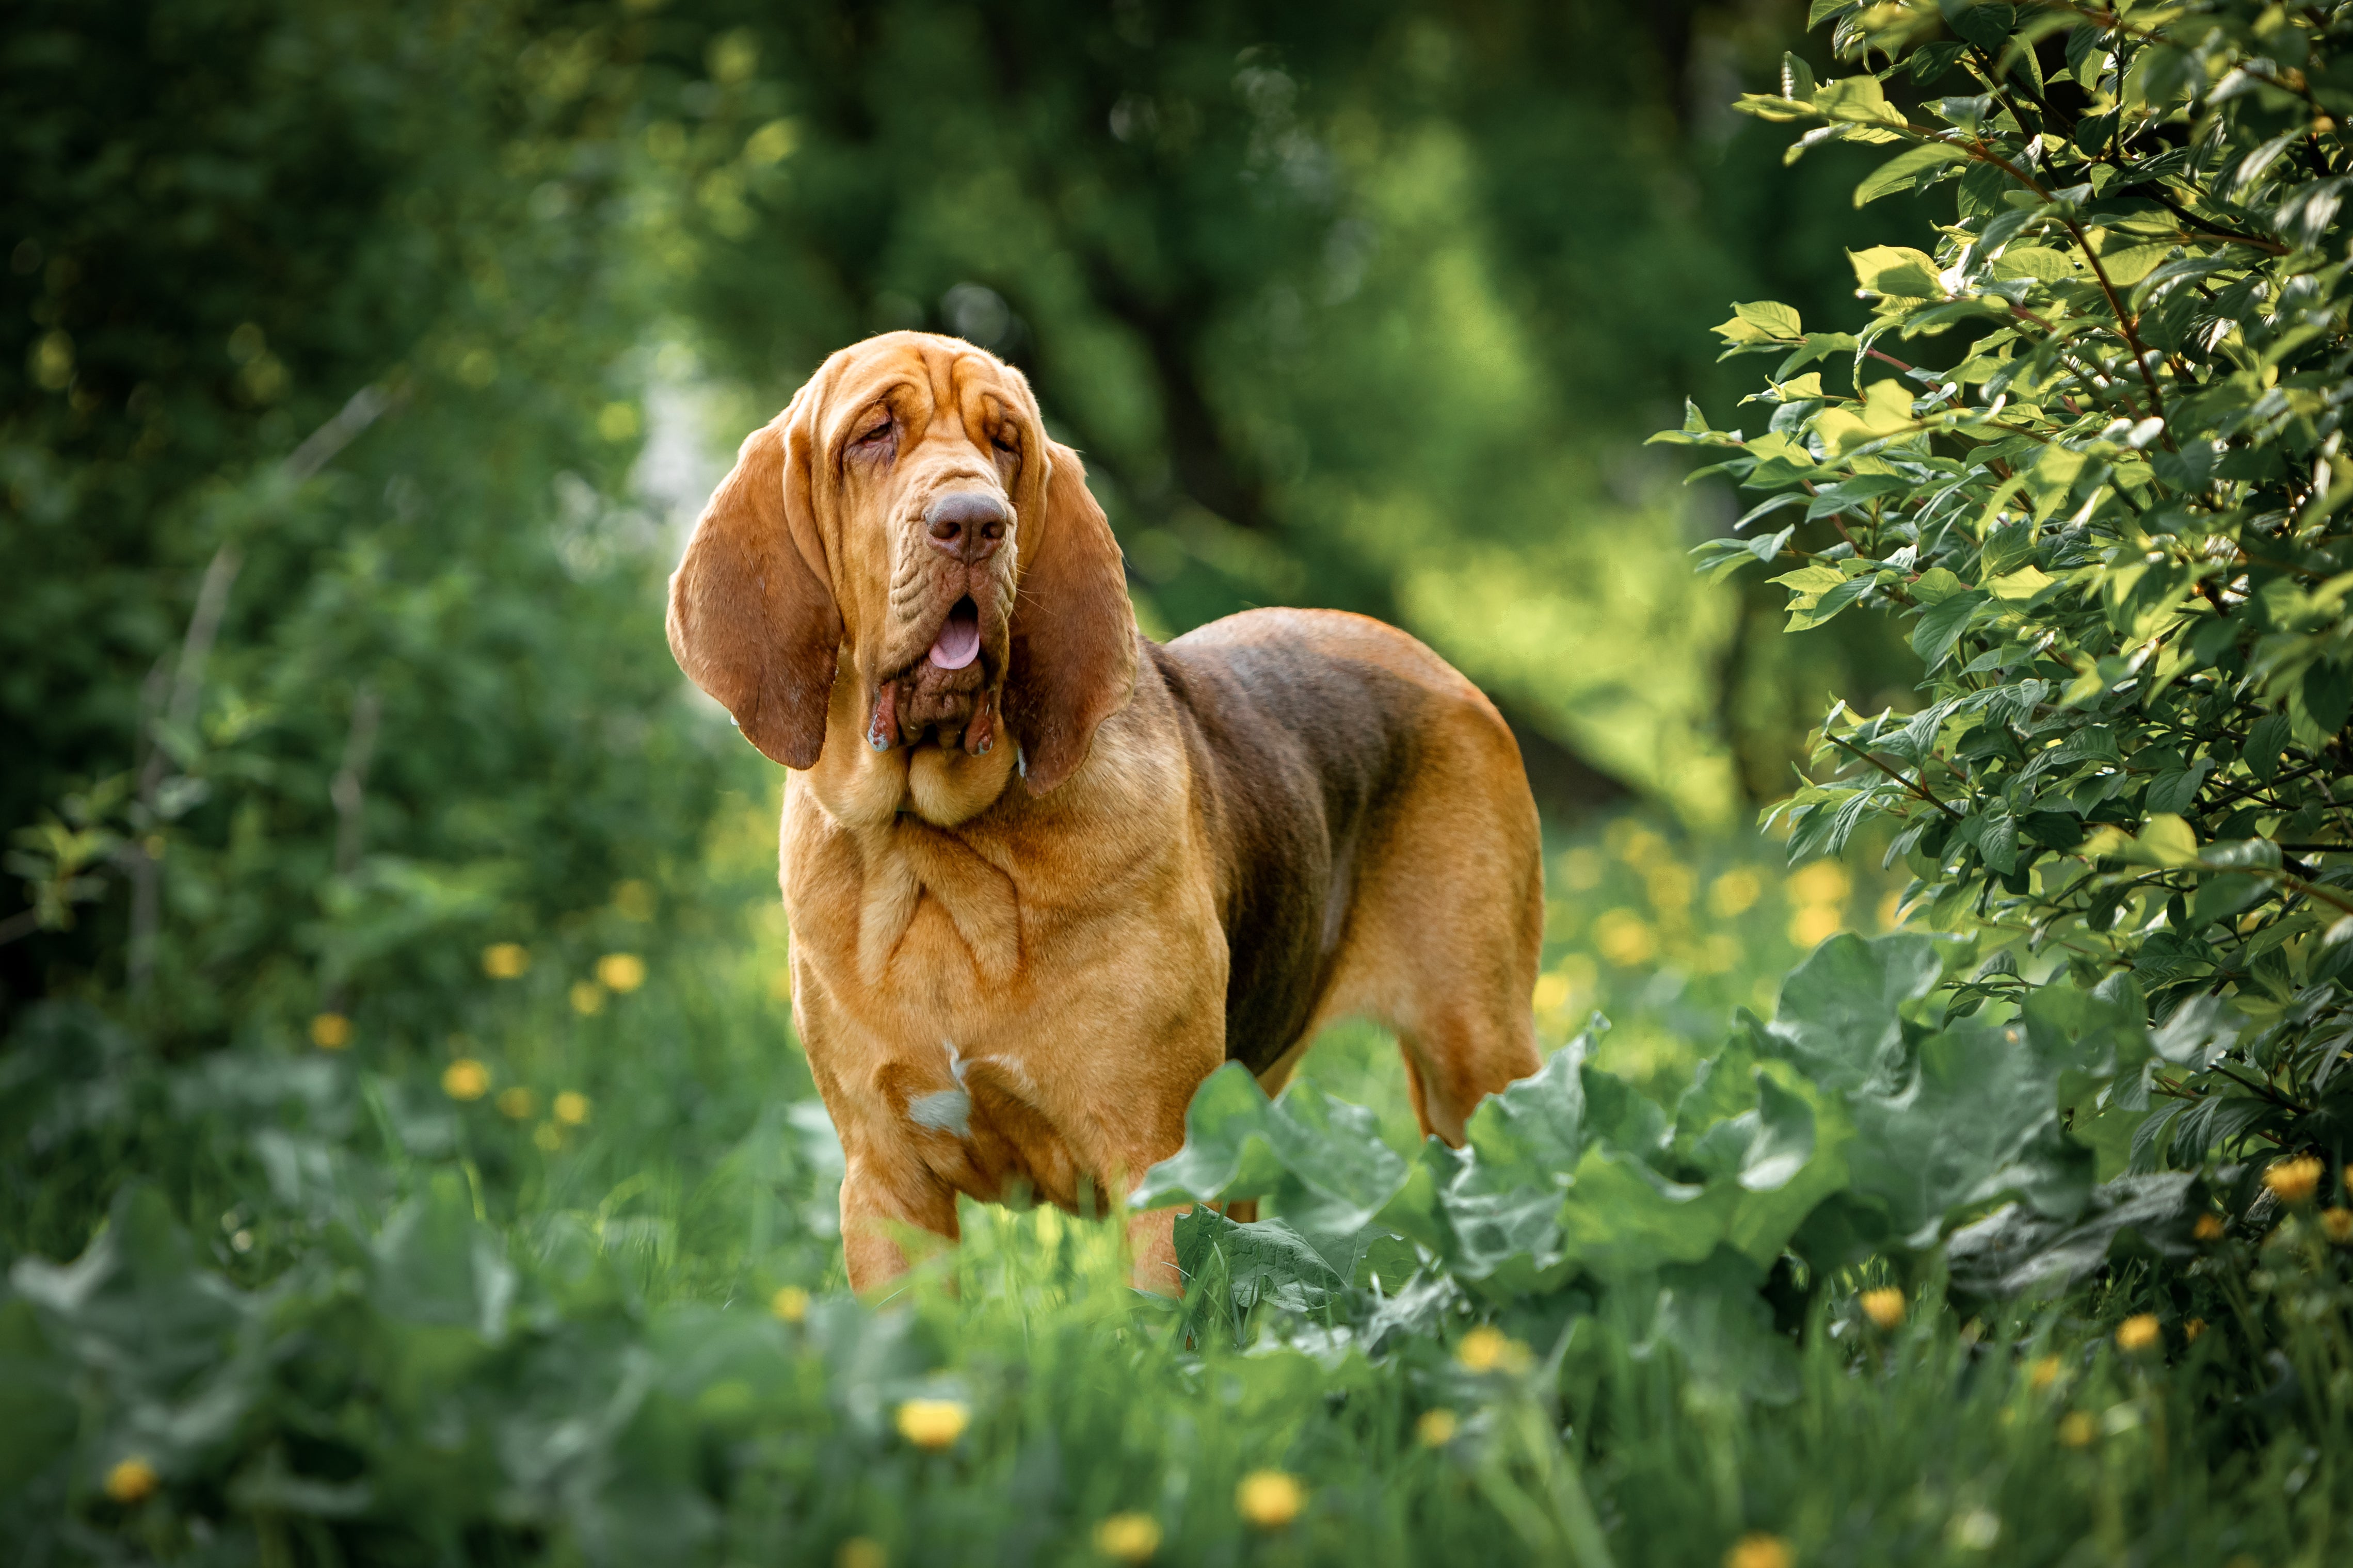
xmin=667 ymin=332 xmax=1543 ymax=1290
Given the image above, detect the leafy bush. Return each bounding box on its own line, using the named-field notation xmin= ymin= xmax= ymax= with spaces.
xmin=1667 ymin=0 xmax=2353 ymax=1193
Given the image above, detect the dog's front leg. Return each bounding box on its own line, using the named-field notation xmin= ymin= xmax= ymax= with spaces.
xmin=840 ymin=1150 xmax=959 ymax=1294
xmin=1125 ymin=1203 xmax=1181 ymax=1297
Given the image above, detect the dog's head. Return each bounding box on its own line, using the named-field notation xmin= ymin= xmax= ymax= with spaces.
xmin=667 ymin=332 xmax=1137 ymax=812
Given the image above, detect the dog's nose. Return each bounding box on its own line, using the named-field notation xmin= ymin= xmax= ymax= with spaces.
xmin=924 ymin=491 xmax=1008 ymax=563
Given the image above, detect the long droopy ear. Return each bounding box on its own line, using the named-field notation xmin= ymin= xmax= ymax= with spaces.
xmin=1004 ymin=441 xmax=1138 ymax=794
xmin=667 ymin=392 xmax=843 ymax=768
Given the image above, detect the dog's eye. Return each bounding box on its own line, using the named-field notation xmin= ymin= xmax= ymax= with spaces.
xmin=991 ymin=432 xmax=1018 ymax=457
xmin=856 ymin=421 xmax=892 ymax=445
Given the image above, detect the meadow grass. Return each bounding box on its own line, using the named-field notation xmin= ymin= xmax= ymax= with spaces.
xmin=9 ymin=794 xmax=2346 ymax=1565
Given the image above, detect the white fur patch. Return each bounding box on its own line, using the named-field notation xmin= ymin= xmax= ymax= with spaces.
xmin=908 ymin=1039 xmax=973 ymax=1137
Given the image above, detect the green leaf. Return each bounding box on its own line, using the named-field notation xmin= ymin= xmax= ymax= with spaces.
xmin=1755 ymin=932 xmax=1943 ymax=1093
xmin=1816 ymin=74 xmax=1906 ymax=127
xmin=1174 ymin=1209 xmax=1349 ymax=1317
xmin=1845 ymin=1013 xmax=2097 ymax=1243
xmin=1910 ymin=587 xmax=1991 ymax=670
xmin=2190 ymin=871 xmax=2266 ymax=931
xmin=1848 ymin=244 xmax=1944 ymax=298
xmin=1855 ymin=140 xmax=1970 ymax=206
xmin=1944 ymin=1174 xmax=2205 ymax=1300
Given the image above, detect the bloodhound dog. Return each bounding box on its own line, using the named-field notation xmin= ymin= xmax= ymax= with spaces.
xmin=667 ymin=332 xmax=1543 ymax=1291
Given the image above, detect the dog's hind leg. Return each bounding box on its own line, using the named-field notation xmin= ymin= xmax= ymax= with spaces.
xmin=1312 ymin=698 xmax=1546 ymax=1145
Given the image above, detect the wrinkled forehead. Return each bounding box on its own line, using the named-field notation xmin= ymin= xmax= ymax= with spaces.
xmin=819 ymin=334 xmax=1030 ymax=445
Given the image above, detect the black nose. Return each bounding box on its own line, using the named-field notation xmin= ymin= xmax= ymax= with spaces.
xmin=924 ymin=491 xmax=1008 ymax=564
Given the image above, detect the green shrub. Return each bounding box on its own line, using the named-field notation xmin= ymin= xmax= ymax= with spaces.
xmin=1667 ymin=0 xmax=2353 ymax=1198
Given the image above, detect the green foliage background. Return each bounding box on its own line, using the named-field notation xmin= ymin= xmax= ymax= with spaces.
xmin=7 ymin=1 xmax=2353 ymax=1564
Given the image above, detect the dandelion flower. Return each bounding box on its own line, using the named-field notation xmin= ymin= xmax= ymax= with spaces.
xmin=1093 ymin=1513 xmax=1162 ymax=1562
xmin=1456 ymin=1325 xmax=1532 ymax=1373
xmin=2194 ymin=1213 xmax=2226 ymax=1242
xmin=495 ymin=1086 xmax=535 ymax=1120
xmin=2115 ymin=1314 xmax=2161 ymax=1354
xmin=442 ymin=1059 xmax=490 ymax=1101
xmin=772 ymin=1285 xmax=810 ymax=1323
xmin=1592 ymin=909 xmax=1657 ymax=967
xmin=1235 ymin=1469 xmax=1303 ymax=1529
xmin=104 ymin=1457 xmax=158 ymax=1504
xmin=553 ymin=1090 xmax=591 ymax=1126
xmin=2324 ymin=1209 xmax=2353 ymax=1244
xmin=1724 ymin=1532 xmax=1792 ymax=1568
xmin=533 ymin=1122 xmax=564 ymax=1152
xmin=837 ymin=1540 xmax=885 ymax=1568
xmin=1788 ymin=904 xmax=1843 ymax=947
xmin=2264 ymin=1155 xmax=2323 ymax=1205
xmin=569 ymin=980 xmax=606 ymax=1015
xmin=596 ymin=952 xmax=646 ymax=993
xmin=1708 ymin=867 xmax=1763 ymax=918
xmin=1860 ymin=1287 xmax=1906 ymax=1330
xmin=309 ymin=1012 xmax=351 ymax=1049
xmin=1416 ymin=1408 xmax=1459 ymax=1447
xmin=2028 ymin=1355 xmax=2061 ymax=1390
xmin=2184 ymin=1318 xmax=2206 ymax=1342
xmin=482 ymin=942 xmax=530 ymax=978
xmin=896 ymin=1398 xmax=969 ymax=1450
xmin=2058 ymin=1411 xmax=2096 ymax=1447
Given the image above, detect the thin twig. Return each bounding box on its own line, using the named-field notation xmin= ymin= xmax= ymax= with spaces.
xmin=1823 ymin=730 xmax=1969 ymax=821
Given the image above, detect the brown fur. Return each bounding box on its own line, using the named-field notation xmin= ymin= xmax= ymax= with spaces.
xmin=667 ymin=332 xmax=1543 ymax=1292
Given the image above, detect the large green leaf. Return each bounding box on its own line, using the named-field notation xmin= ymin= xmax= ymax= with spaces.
xmin=1752 ymin=932 xmax=1943 ymax=1092
xmin=1944 ymin=1174 xmax=2206 ymax=1299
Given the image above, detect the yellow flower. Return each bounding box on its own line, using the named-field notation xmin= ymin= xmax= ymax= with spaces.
xmin=1708 ymin=867 xmax=1764 ymax=918
xmin=553 ymin=1090 xmax=591 ymax=1126
xmin=2058 ymin=1411 xmax=2097 ymax=1447
xmin=1456 ymin=1325 xmax=1532 ymax=1374
xmin=596 ymin=952 xmax=646 ymax=993
xmin=569 ymin=980 xmax=606 ymax=1015
xmin=533 ymin=1121 xmax=564 ymax=1152
xmin=2324 ymin=1209 xmax=2353 ymax=1244
xmin=2115 ymin=1314 xmax=2161 ymax=1354
xmin=2194 ymin=1213 xmax=2226 ymax=1242
xmin=1860 ymin=1287 xmax=1905 ymax=1330
xmin=837 ymin=1539 xmax=885 ymax=1568
xmin=1724 ymin=1532 xmax=1792 ymax=1568
xmin=442 ymin=1059 xmax=490 ymax=1101
xmin=2185 ymin=1318 xmax=2207 ymax=1342
xmin=1645 ymin=862 xmax=1695 ymax=914
xmin=896 ymin=1398 xmax=969 ymax=1450
xmin=612 ymin=879 xmax=656 ymax=920
xmin=1592 ymin=909 xmax=1657 ymax=967
xmin=495 ymin=1086 xmax=535 ymax=1120
xmin=1093 ymin=1512 xmax=1163 ymax=1562
xmin=1786 ymin=861 xmax=1850 ymax=906
xmin=772 ymin=1285 xmax=810 ymax=1323
xmin=1416 ymin=1408 xmax=1459 ymax=1447
xmin=2028 ymin=1355 xmax=2062 ymax=1390
xmin=309 ymin=1012 xmax=351 ymax=1049
xmin=1235 ymin=1469 xmax=1303 ymax=1529
xmin=482 ymin=942 xmax=531 ymax=978
xmin=2265 ymin=1155 xmax=2324 ymax=1205
xmin=1788 ymin=904 xmax=1844 ymax=947
xmin=104 ymin=1456 xmax=158 ymax=1504
xmin=1531 ymin=972 xmax=1572 ymax=1013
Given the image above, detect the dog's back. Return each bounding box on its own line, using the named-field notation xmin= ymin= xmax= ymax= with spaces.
xmin=1150 ymin=609 xmax=1543 ymax=1115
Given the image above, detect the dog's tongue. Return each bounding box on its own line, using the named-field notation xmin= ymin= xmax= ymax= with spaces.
xmin=928 ymin=611 xmax=980 ymax=671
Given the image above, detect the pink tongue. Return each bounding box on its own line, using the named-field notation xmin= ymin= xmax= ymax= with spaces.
xmin=928 ymin=615 xmax=980 ymax=671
